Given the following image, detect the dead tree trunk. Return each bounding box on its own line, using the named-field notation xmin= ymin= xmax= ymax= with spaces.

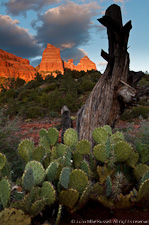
xmin=76 ymin=4 xmax=132 ymax=143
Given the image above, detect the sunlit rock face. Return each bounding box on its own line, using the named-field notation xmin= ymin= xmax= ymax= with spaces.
xmin=0 ymin=49 xmax=36 ymax=82
xmin=39 ymin=44 xmax=64 ymax=76
xmin=64 ymin=56 xmax=97 ymax=72
xmin=39 ymin=44 xmax=97 ymax=75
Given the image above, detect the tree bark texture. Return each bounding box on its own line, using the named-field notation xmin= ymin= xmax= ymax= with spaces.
xmin=76 ymin=4 xmax=132 ymax=143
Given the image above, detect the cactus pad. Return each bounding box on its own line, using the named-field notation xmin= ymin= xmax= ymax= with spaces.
xmin=0 ymin=178 xmax=11 ymax=208
xmin=76 ymin=140 xmax=91 ymax=155
xmin=126 ymin=151 xmax=139 ymax=168
xmin=30 ymin=198 xmax=46 ymax=217
xmin=25 ymin=160 xmax=45 ymax=186
xmin=59 ymin=167 xmax=71 ymax=189
xmin=114 ymin=141 xmax=132 ymax=162
xmin=73 ymin=151 xmax=83 ymax=169
xmin=140 ymin=171 xmax=149 ymax=185
xmin=56 ymin=144 xmax=67 ymax=158
xmin=48 ymin=127 xmax=59 ymax=146
xmin=59 ymin=189 xmax=79 ymax=209
xmin=0 ymin=208 xmax=31 ymax=225
xmin=18 ymin=139 xmax=34 ymax=162
xmin=39 ymin=129 xmax=51 ymax=153
xmin=134 ymin=164 xmax=149 ymax=181
xmin=0 ymin=153 xmax=6 ymax=170
xmin=68 ymin=169 xmax=88 ymax=193
xmin=63 ymin=128 xmax=78 ymax=147
xmin=80 ymin=160 xmax=91 ymax=177
xmin=93 ymin=144 xmax=107 ymax=163
xmin=92 ymin=127 xmax=108 ymax=144
xmin=97 ymin=165 xmax=115 ymax=185
xmin=46 ymin=161 xmax=59 ymax=182
xmin=32 ymin=145 xmax=45 ymax=162
xmin=106 ymin=176 xmax=112 ymax=197
xmin=41 ymin=181 xmax=56 ymax=205
xmin=137 ymin=179 xmax=149 ymax=201
xmin=103 ymin=125 xmax=112 ymax=135
xmin=22 ymin=168 xmax=34 ymax=191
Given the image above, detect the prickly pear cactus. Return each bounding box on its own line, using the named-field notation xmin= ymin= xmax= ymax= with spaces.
xmin=106 ymin=176 xmax=112 ymax=197
xmin=76 ymin=140 xmax=91 ymax=155
xmin=71 ymin=183 xmax=92 ymax=213
xmin=22 ymin=168 xmax=34 ymax=191
xmin=103 ymin=125 xmax=112 ymax=135
xmin=63 ymin=128 xmax=78 ymax=147
xmin=39 ymin=129 xmax=51 ymax=153
xmin=80 ymin=160 xmax=91 ymax=178
xmin=111 ymin=131 xmax=125 ymax=143
xmin=114 ymin=141 xmax=133 ymax=162
xmin=73 ymin=151 xmax=83 ymax=169
xmin=32 ymin=145 xmax=45 ymax=162
xmin=24 ymin=161 xmax=45 ymax=186
xmin=68 ymin=169 xmax=88 ymax=193
xmin=0 ymin=178 xmax=11 ymax=208
xmin=0 ymin=153 xmax=6 ymax=170
xmin=0 ymin=208 xmax=31 ymax=225
xmin=126 ymin=151 xmax=139 ymax=168
xmin=48 ymin=127 xmax=59 ymax=146
xmin=18 ymin=139 xmax=34 ymax=162
xmin=137 ymin=179 xmax=149 ymax=201
xmin=59 ymin=189 xmax=79 ymax=209
xmin=92 ymin=127 xmax=108 ymax=144
xmin=30 ymin=198 xmax=46 ymax=217
xmin=56 ymin=144 xmax=67 ymax=158
xmin=134 ymin=164 xmax=149 ymax=181
xmin=97 ymin=165 xmax=115 ymax=185
xmin=93 ymin=144 xmax=107 ymax=163
xmin=46 ymin=161 xmax=59 ymax=182
xmin=40 ymin=181 xmax=56 ymax=205
xmin=140 ymin=171 xmax=149 ymax=185
xmin=59 ymin=167 xmax=71 ymax=189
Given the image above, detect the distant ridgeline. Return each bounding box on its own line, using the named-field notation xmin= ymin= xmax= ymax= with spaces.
xmin=0 ymin=44 xmax=97 ymax=82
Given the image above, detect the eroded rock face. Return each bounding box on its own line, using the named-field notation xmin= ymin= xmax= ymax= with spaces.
xmin=39 ymin=44 xmax=64 ymax=76
xmin=0 ymin=49 xmax=36 ymax=82
xmin=64 ymin=56 xmax=97 ymax=72
xmin=39 ymin=44 xmax=97 ymax=75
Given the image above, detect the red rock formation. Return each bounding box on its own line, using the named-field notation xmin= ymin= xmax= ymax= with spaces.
xmin=39 ymin=44 xmax=64 ymax=76
xmin=64 ymin=56 xmax=97 ymax=72
xmin=39 ymin=44 xmax=97 ymax=75
xmin=0 ymin=49 xmax=36 ymax=82
xmin=76 ymin=56 xmax=97 ymax=71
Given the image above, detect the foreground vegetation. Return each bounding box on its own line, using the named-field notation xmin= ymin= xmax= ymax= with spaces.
xmin=0 ymin=69 xmax=102 ymax=118
xmin=0 ymin=122 xmax=149 ymax=224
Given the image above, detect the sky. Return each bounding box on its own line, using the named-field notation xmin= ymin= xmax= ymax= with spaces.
xmin=0 ymin=0 xmax=148 ymax=73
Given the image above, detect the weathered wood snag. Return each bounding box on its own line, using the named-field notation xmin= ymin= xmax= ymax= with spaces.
xmin=76 ymin=4 xmax=132 ymax=143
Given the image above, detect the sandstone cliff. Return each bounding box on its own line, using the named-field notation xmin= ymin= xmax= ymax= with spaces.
xmin=39 ymin=44 xmax=97 ymax=75
xmin=0 ymin=49 xmax=36 ymax=82
xmin=39 ymin=44 xmax=64 ymax=76
xmin=64 ymin=56 xmax=97 ymax=72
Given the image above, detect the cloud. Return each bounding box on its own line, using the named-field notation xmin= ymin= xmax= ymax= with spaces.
xmin=61 ymin=48 xmax=86 ymax=65
xmin=0 ymin=15 xmax=43 ymax=59
xmin=34 ymin=1 xmax=101 ymax=63
xmin=3 ymin=0 xmax=60 ymax=16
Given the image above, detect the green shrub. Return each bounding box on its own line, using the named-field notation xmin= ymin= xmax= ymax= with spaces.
xmin=121 ymin=106 xmax=149 ymax=121
xmin=0 ymin=108 xmax=24 ymax=181
xmin=49 ymin=111 xmax=59 ymax=118
xmin=131 ymin=106 xmax=149 ymax=119
xmin=43 ymin=83 xmax=57 ymax=93
xmin=24 ymin=105 xmax=45 ymax=118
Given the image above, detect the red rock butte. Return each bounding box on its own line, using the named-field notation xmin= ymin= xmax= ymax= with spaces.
xmin=0 ymin=49 xmax=36 ymax=82
xmin=39 ymin=44 xmax=97 ymax=76
xmin=39 ymin=44 xmax=64 ymax=75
